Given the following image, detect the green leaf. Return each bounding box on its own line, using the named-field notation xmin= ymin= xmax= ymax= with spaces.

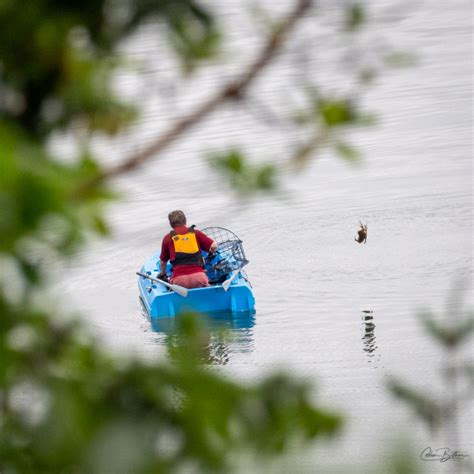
xmin=335 ymin=141 xmax=361 ymax=163
xmin=418 ymin=309 xmax=474 ymax=349
xmin=345 ymin=4 xmax=365 ymax=32
xmin=387 ymin=378 xmax=445 ymax=431
xmin=318 ymin=98 xmax=356 ymax=127
xmin=209 ymin=150 xmax=277 ymax=195
xmin=91 ymin=215 xmax=109 ymax=236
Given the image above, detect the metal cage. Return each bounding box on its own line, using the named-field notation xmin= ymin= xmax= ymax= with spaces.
xmin=201 ymin=227 xmax=248 ymax=283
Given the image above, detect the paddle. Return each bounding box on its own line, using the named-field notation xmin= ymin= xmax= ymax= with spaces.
xmin=136 ymin=272 xmax=188 ymax=297
xmin=222 ymin=269 xmax=240 ymax=292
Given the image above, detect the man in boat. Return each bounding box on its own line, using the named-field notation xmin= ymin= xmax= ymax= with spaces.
xmin=158 ymin=210 xmax=218 ymax=289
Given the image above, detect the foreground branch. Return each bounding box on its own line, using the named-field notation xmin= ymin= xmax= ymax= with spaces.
xmin=89 ymin=0 xmax=312 ymax=187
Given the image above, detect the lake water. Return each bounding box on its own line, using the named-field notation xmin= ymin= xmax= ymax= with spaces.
xmin=57 ymin=1 xmax=473 ymax=472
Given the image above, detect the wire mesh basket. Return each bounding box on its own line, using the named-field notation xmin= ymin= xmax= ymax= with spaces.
xmin=201 ymin=227 xmax=248 ymax=283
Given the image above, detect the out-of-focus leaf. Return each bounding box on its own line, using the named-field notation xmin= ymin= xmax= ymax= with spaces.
xmin=14 ymin=255 xmax=41 ymax=286
xmin=378 ymin=443 xmax=422 ymax=474
xmin=384 ymin=51 xmax=417 ymax=68
xmin=318 ymin=97 xmax=356 ymax=127
xmin=355 ymin=112 xmax=377 ymax=126
xmin=387 ymin=378 xmax=445 ymax=432
xmin=91 ymin=215 xmax=110 ymax=236
xmin=1 ymin=307 xmax=344 ymax=472
xmin=345 ymin=4 xmax=365 ymax=32
xmin=58 ymin=52 xmax=137 ymax=135
xmin=0 ymin=123 xmax=113 ymax=282
xmin=155 ymin=1 xmax=221 ymax=72
xmin=358 ymin=68 xmax=377 ymax=85
xmin=255 ymin=164 xmax=276 ymax=191
xmin=170 ymin=22 xmax=220 ymax=73
xmin=0 ymin=0 xmax=219 ymax=138
xmin=291 ymin=111 xmax=312 ymax=125
xmin=458 ymin=363 xmax=474 ymax=383
xmin=335 ymin=141 xmax=361 ymax=164
xmin=419 ymin=310 xmax=474 ymax=349
xmin=209 ymin=150 xmax=277 ymax=195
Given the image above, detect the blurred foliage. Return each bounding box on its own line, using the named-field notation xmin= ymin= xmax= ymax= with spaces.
xmin=209 ymin=150 xmax=277 ymax=196
xmin=0 ymin=304 xmax=341 ymax=473
xmin=335 ymin=141 xmax=361 ymax=164
xmin=0 ymin=0 xmax=219 ymax=280
xmin=0 ymin=124 xmax=112 ymax=283
xmin=0 ymin=0 xmax=218 ymax=138
xmin=383 ymin=444 xmax=422 ymax=474
xmin=293 ymin=91 xmax=373 ymax=130
xmin=419 ymin=309 xmax=474 ymax=350
xmin=210 ymin=1 xmax=386 ymax=185
xmin=388 ymin=290 xmax=474 ymax=440
xmin=387 ymin=379 xmax=444 ymax=432
xmin=0 ymin=1 xmax=346 ymax=473
xmin=289 ymin=90 xmax=374 ymax=169
xmin=344 ymin=3 xmax=366 ymax=32
xmin=383 ymin=51 xmax=417 ymax=68
xmin=0 ymin=0 xmax=465 ymax=472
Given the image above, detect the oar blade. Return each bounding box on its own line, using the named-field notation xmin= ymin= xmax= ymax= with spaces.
xmin=222 ymin=270 xmax=239 ymax=292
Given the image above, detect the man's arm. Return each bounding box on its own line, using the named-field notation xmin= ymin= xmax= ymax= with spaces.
xmin=196 ymin=230 xmax=217 ymax=255
xmin=209 ymin=240 xmax=218 ymax=254
xmin=159 ymin=235 xmax=170 ymax=276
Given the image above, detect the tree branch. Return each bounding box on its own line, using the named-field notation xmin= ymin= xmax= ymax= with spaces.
xmin=89 ymin=0 xmax=312 ymax=187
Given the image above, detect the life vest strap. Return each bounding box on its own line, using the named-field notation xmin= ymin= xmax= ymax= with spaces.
xmin=170 ymin=225 xmax=196 ymax=237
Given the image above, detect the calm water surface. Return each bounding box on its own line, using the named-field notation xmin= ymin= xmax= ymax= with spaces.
xmin=58 ymin=1 xmax=472 ymax=472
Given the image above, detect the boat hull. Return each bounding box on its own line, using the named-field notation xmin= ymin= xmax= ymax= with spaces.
xmin=139 ymin=277 xmax=255 ymax=317
xmin=138 ymin=269 xmax=255 ymax=330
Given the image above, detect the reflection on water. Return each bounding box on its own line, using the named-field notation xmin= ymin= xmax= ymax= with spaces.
xmin=361 ymin=311 xmax=380 ymax=366
xmin=149 ymin=311 xmax=256 ymax=365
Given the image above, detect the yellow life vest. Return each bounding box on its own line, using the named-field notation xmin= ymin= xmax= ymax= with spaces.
xmin=170 ymin=227 xmax=202 ymax=267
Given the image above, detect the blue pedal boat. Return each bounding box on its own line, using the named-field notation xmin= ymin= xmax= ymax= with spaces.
xmin=137 ymin=227 xmax=256 ymax=327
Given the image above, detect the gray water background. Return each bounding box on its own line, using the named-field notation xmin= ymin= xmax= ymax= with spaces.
xmin=56 ymin=1 xmax=473 ymax=472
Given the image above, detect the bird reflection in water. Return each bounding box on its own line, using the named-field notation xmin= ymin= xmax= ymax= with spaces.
xmin=361 ymin=310 xmax=380 ymax=366
xmin=151 ymin=310 xmax=255 ymax=365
